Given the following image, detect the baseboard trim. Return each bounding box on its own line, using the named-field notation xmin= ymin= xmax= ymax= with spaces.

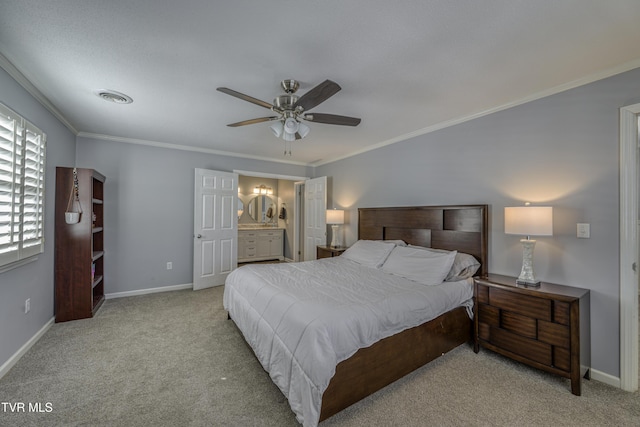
xmin=590 ymin=368 xmax=621 ymax=388
xmin=105 ymin=283 xmax=193 ymax=299
xmin=0 ymin=317 xmax=55 ymax=380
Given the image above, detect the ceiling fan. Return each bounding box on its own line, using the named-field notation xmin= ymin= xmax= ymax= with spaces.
xmin=217 ymin=79 xmax=361 ymax=155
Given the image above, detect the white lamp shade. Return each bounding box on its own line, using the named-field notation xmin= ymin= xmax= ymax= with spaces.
xmin=297 ymin=122 xmax=310 ymax=138
xmin=326 ymin=209 xmax=344 ymax=225
xmin=270 ymin=121 xmax=283 ymax=138
xmin=283 ymin=117 xmax=299 ymax=134
xmin=282 ymin=131 xmax=295 ymax=141
xmin=505 ymin=206 xmax=553 ymax=236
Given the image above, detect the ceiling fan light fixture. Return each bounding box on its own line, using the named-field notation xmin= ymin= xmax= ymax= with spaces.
xmin=282 ymin=131 xmax=295 ymax=142
xmin=283 ymin=117 xmax=299 ymax=135
xmin=297 ymin=122 xmax=310 ymax=139
xmin=270 ymin=121 xmax=284 ymax=138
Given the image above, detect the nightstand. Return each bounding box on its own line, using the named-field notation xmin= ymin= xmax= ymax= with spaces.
xmin=474 ymin=274 xmax=590 ymax=395
xmin=317 ymin=245 xmax=347 ymax=259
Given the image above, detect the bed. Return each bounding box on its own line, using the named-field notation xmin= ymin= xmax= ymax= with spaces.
xmin=223 ymin=205 xmax=488 ymax=426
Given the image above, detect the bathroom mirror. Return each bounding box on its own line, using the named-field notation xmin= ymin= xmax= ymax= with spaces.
xmin=247 ymin=195 xmax=276 ymax=223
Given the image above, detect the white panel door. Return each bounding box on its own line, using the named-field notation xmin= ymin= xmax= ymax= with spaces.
xmin=303 ymin=176 xmax=327 ymax=261
xmin=193 ymin=168 xmax=238 ymax=290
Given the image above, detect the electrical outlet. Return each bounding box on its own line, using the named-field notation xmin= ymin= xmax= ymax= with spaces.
xmin=166 ymin=262 xmax=173 ymax=270
xmin=25 ymin=298 xmax=30 ymax=314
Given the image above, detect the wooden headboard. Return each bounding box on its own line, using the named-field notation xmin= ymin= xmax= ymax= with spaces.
xmin=358 ymin=205 xmax=489 ymax=277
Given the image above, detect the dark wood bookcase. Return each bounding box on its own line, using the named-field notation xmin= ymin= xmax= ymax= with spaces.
xmin=54 ymin=167 xmax=106 ymax=322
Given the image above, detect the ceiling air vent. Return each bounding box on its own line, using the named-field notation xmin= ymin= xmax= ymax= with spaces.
xmin=95 ymin=89 xmax=133 ymax=104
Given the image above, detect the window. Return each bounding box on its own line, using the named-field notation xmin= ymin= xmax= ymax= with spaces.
xmin=0 ymin=102 xmax=46 ymax=270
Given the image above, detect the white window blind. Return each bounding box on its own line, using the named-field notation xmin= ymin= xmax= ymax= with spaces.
xmin=0 ymin=102 xmax=46 ymax=269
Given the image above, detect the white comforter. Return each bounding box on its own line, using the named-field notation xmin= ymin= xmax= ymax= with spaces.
xmin=223 ymin=257 xmax=473 ymax=426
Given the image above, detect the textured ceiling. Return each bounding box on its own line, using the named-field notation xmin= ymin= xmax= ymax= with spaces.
xmin=2 ymin=1 xmax=640 ymax=165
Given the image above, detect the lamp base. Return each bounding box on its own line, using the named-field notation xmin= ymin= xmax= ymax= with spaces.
xmin=517 ymin=238 xmax=540 ymax=286
xmin=515 ymin=278 xmax=541 ymax=287
xmin=330 ymin=224 xmax=341 ymax=248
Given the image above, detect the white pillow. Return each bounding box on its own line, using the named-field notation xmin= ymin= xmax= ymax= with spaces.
xmin=408 ymin=245 xmax=481 ymax=281
xmin=446 ymin=253 xmax=481 ymax=281
xmin=376 ymin=239 xmax=407 ymax=247
xmin=382 ymin=246 xmax=457 ymax=286
xmin=341 ymin=240 xmax=396 ymax=268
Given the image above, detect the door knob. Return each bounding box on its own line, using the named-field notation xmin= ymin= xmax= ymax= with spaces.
xmin=196 ymin=234 xmax=202 ymax=239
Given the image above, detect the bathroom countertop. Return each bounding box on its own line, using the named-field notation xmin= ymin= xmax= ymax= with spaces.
xmin=238 ymin=225 xmax=285 ymax=230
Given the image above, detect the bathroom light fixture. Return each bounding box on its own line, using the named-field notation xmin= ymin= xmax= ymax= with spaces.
xmin=253 ymin=185 xmax=273 ymax=195
xmin=504 ymin=204 xmax=553 ymax=286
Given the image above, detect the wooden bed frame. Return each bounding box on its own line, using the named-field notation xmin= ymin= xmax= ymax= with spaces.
xmin=319 ymin=205 xmax=488 ymax=421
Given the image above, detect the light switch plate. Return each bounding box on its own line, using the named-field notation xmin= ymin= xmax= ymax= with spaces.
xmin=577 ymin=223 xmax=590 ymax=238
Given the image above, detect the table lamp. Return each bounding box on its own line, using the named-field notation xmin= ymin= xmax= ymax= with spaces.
xmin=326 ymin=209 xmax=345 ymax=248
xmin=504 ymin=204 xmax=553 ymax=286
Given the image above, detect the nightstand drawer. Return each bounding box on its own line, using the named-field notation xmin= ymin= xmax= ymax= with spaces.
xmin=478 ymin=303 xmax=537 ymax=338
xmin=538 ymin=320 xmax=570 ymax=348
xmin=489 ymin=326 xmax=552 ymax=366
xmin=502 ymin=310 xmax=537 ymax=339
xmin=477 ymin=284 xmax=489 ymax=304
xmin=489 ymin=287 xmax=551 ymax=321
xmin=554 ymin=301 xmax=571 ymax=325
xmin=554 ymin=347 xmax=571 ymax=371
xmin=478 ymin=303 xmax=499 ymax=327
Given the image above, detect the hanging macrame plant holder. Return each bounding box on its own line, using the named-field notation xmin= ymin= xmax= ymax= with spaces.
xmin=65 ymin=168 xmax=82 ymax=224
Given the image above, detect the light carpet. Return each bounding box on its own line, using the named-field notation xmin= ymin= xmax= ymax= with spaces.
xmin=0 ymin=287 xmax=638 ymax=426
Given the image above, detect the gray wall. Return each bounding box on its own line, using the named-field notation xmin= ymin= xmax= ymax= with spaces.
xmin=0 ymin=68 xmax=76 ymax=367
xmin=317 ymin=67 xmax=640 ymax=379
xmin=75 ymin=137 xmax=310 ymax=294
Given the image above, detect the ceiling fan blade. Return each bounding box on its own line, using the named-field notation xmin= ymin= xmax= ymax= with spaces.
xmin=217 ymin=87 xmax=274 ymax=109
xmin=226 ymin=116 xmax=280 ymax=127
xmin=304 ymin=113 xmax=361 ymax=126
xmin=295 ymin=80 xmax=341 ymax=111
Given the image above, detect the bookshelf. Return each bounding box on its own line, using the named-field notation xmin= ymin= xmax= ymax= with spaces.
xmin=54 ymin=167 xmax=106 ymax=322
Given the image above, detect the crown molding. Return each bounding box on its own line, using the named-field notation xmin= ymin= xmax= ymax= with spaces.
xmin=0 ymin=52 xmax=78 ymax=135
xmin=315 ymin=58 xmax=640 ymax=166
xmin=76 ymin=132 xmax=312 ymax=167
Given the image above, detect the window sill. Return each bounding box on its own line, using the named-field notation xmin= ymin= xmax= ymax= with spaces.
xmin=0 ymin=256 xmax=39 ymax=274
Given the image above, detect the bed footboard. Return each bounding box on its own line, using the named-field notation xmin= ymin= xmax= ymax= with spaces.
xmin=319 ymin=306 xmax=472 ymax=421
